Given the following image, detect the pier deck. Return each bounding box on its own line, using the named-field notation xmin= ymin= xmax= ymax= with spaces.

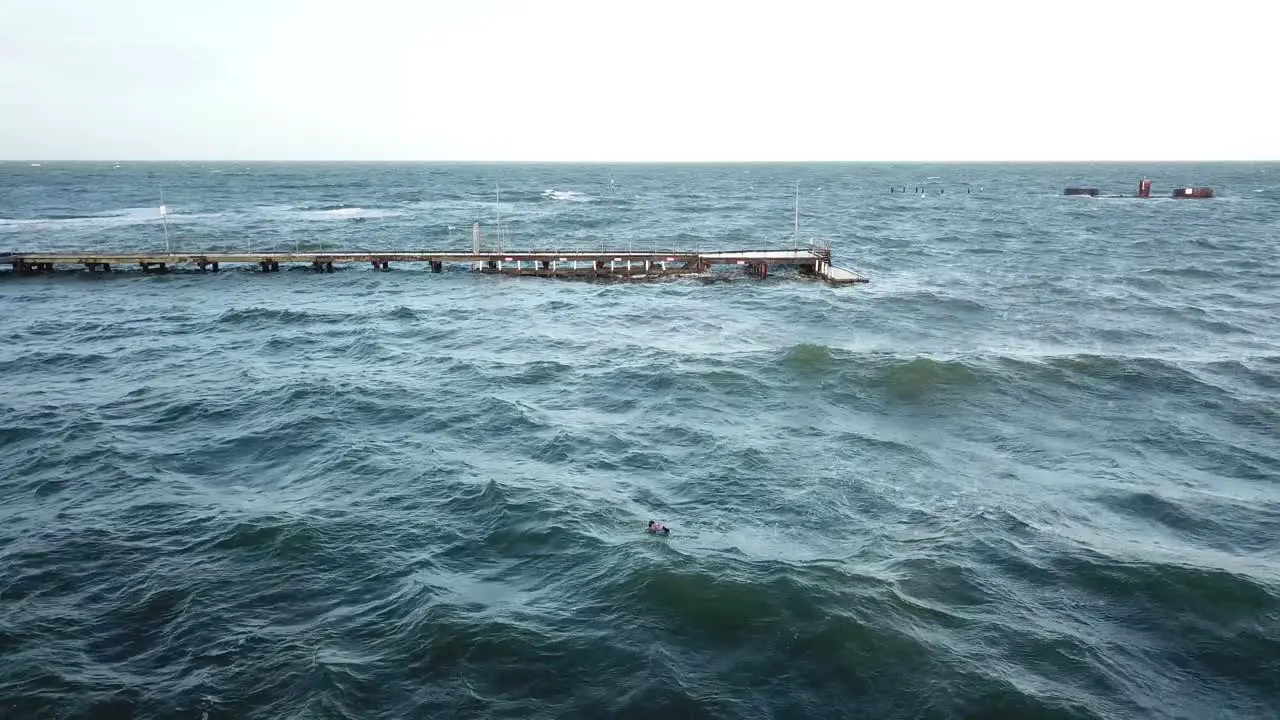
xmin=2 ymin=247 xmax=869 ymax=285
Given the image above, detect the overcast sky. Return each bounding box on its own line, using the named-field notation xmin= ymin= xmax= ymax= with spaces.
xmin=1 ymin=0 xmax=1274 ymax=161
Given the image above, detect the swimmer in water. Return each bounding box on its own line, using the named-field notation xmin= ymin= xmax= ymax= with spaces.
xmin=647 ymin=520 xmax=670 ymax=536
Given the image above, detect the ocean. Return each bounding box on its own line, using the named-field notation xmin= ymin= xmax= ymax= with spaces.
xmin=1 ymin=162 xmax=1278 ymax=719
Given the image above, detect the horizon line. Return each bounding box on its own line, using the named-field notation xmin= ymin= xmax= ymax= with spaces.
xmin=4 ymin=159 xmax=1279 ymax=165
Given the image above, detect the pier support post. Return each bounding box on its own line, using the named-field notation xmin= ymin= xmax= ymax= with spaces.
xmin=259 ymin=261 xmax=269 ymax=273
xmin=141 ymin=263 xmax=152 ymax=274
xmin=431 ymin=261 xmax=443 ymax=273
xmin=102 ymin=263 xmax=111 ymax=272
xmin=270 ymin=261 xmax=279 ymax=272
xmin=312 ymin=261 xmax=324 ymax=273
xmin=158 ymin=263 xmax=167 ymax=273
xmin=197 ymin=261 xmax=207 ymax=273
xmin=211 ymin=262 xmax=219 ymax=272
xmin=325 ymin=261 xmax=333 ymax=273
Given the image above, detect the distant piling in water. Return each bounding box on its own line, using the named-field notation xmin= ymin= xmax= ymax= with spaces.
xmin=893 ymin=183 xmax=976 ymax=195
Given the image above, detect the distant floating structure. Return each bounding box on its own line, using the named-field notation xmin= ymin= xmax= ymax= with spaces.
xmin=1060 ymin=176 xmax=1213 ymax=200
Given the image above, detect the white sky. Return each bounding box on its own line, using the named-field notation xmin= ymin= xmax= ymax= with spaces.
xmin=1 ymin=0 xmax=1275 ymax=161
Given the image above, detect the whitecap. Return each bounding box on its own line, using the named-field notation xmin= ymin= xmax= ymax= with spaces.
xmin=542 ymin=189 xmax=594 ymax=203
xmin=0 ymin=206 xmax=218 ymax=231
xmin=276 ymin=206 xmax=408 ymax=221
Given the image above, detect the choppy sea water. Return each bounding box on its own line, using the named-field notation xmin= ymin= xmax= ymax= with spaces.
xmin=1 ymin=162 xmax=1278 ymax=719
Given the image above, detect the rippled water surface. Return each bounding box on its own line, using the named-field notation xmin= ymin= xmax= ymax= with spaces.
xmin=2 ymin=162 xmax=1279 ymax=719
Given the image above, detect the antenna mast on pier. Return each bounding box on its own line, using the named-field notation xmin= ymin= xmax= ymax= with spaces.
xmin=793 ymin=180 xmax=800 ymax=251
xmin=158 ymin=184 xmax=171 ymax=254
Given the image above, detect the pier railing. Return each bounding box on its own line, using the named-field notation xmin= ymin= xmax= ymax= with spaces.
xmin=1 ymin=241 xmax=867 ymax=285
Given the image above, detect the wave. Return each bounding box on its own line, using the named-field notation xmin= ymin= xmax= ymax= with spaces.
xmin=217 ymin=307 xmax=350 ymax=326
xmin=863 ymin=356 xmax=987 ymax=400
xmin=1064 ymin=547 xmax=1278 ymax=637
xmin=0 ymin=206 xmax=218 ymax=230
xmin=782 ymin=342 xmax=837 ymax=371
xmin=0 ymin=350 xmax=111 ymax=374
xmin=384 ymin=305 xmax=419 ymax=321
xmin=764 ymin=345 xmax=1280 ymax=414
xmin=572 ymin=558 xmax=1129 ymax=717
xmin=772 ymin=345 xmax=992 ymax=401
xmin=1035 ymin=353 xmax=1209 ymax=394
xmin=1 ymin=212 xmax=99 ymax=222
xmin=1098 ymin=490 xmax=1224 ymax=540
xmin=292 ymin=206 xmax=405 ymax=221
xmin=541 ymin=189 xmax=594 ymax=203
xmin=1200 ymin=359 xmax=1280 ymax=394
xmin=877 ymin=288 xmax=994 ymax=315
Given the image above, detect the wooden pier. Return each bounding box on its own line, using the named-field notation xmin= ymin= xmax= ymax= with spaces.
xmin=1 ymin=247 xmax=868 ymax=285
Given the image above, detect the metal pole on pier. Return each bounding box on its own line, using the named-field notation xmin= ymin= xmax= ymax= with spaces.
xmin=495 ymin=185 xmax=502 ymax=254
xmin=793 ymin=180 xmax=799 ymax=253
xmin=158 ymin=184 xmax=171 ymax=254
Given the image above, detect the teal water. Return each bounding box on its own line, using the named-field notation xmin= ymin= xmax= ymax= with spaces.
xmin=1 ymin=162 xmax=1278 ymax=719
